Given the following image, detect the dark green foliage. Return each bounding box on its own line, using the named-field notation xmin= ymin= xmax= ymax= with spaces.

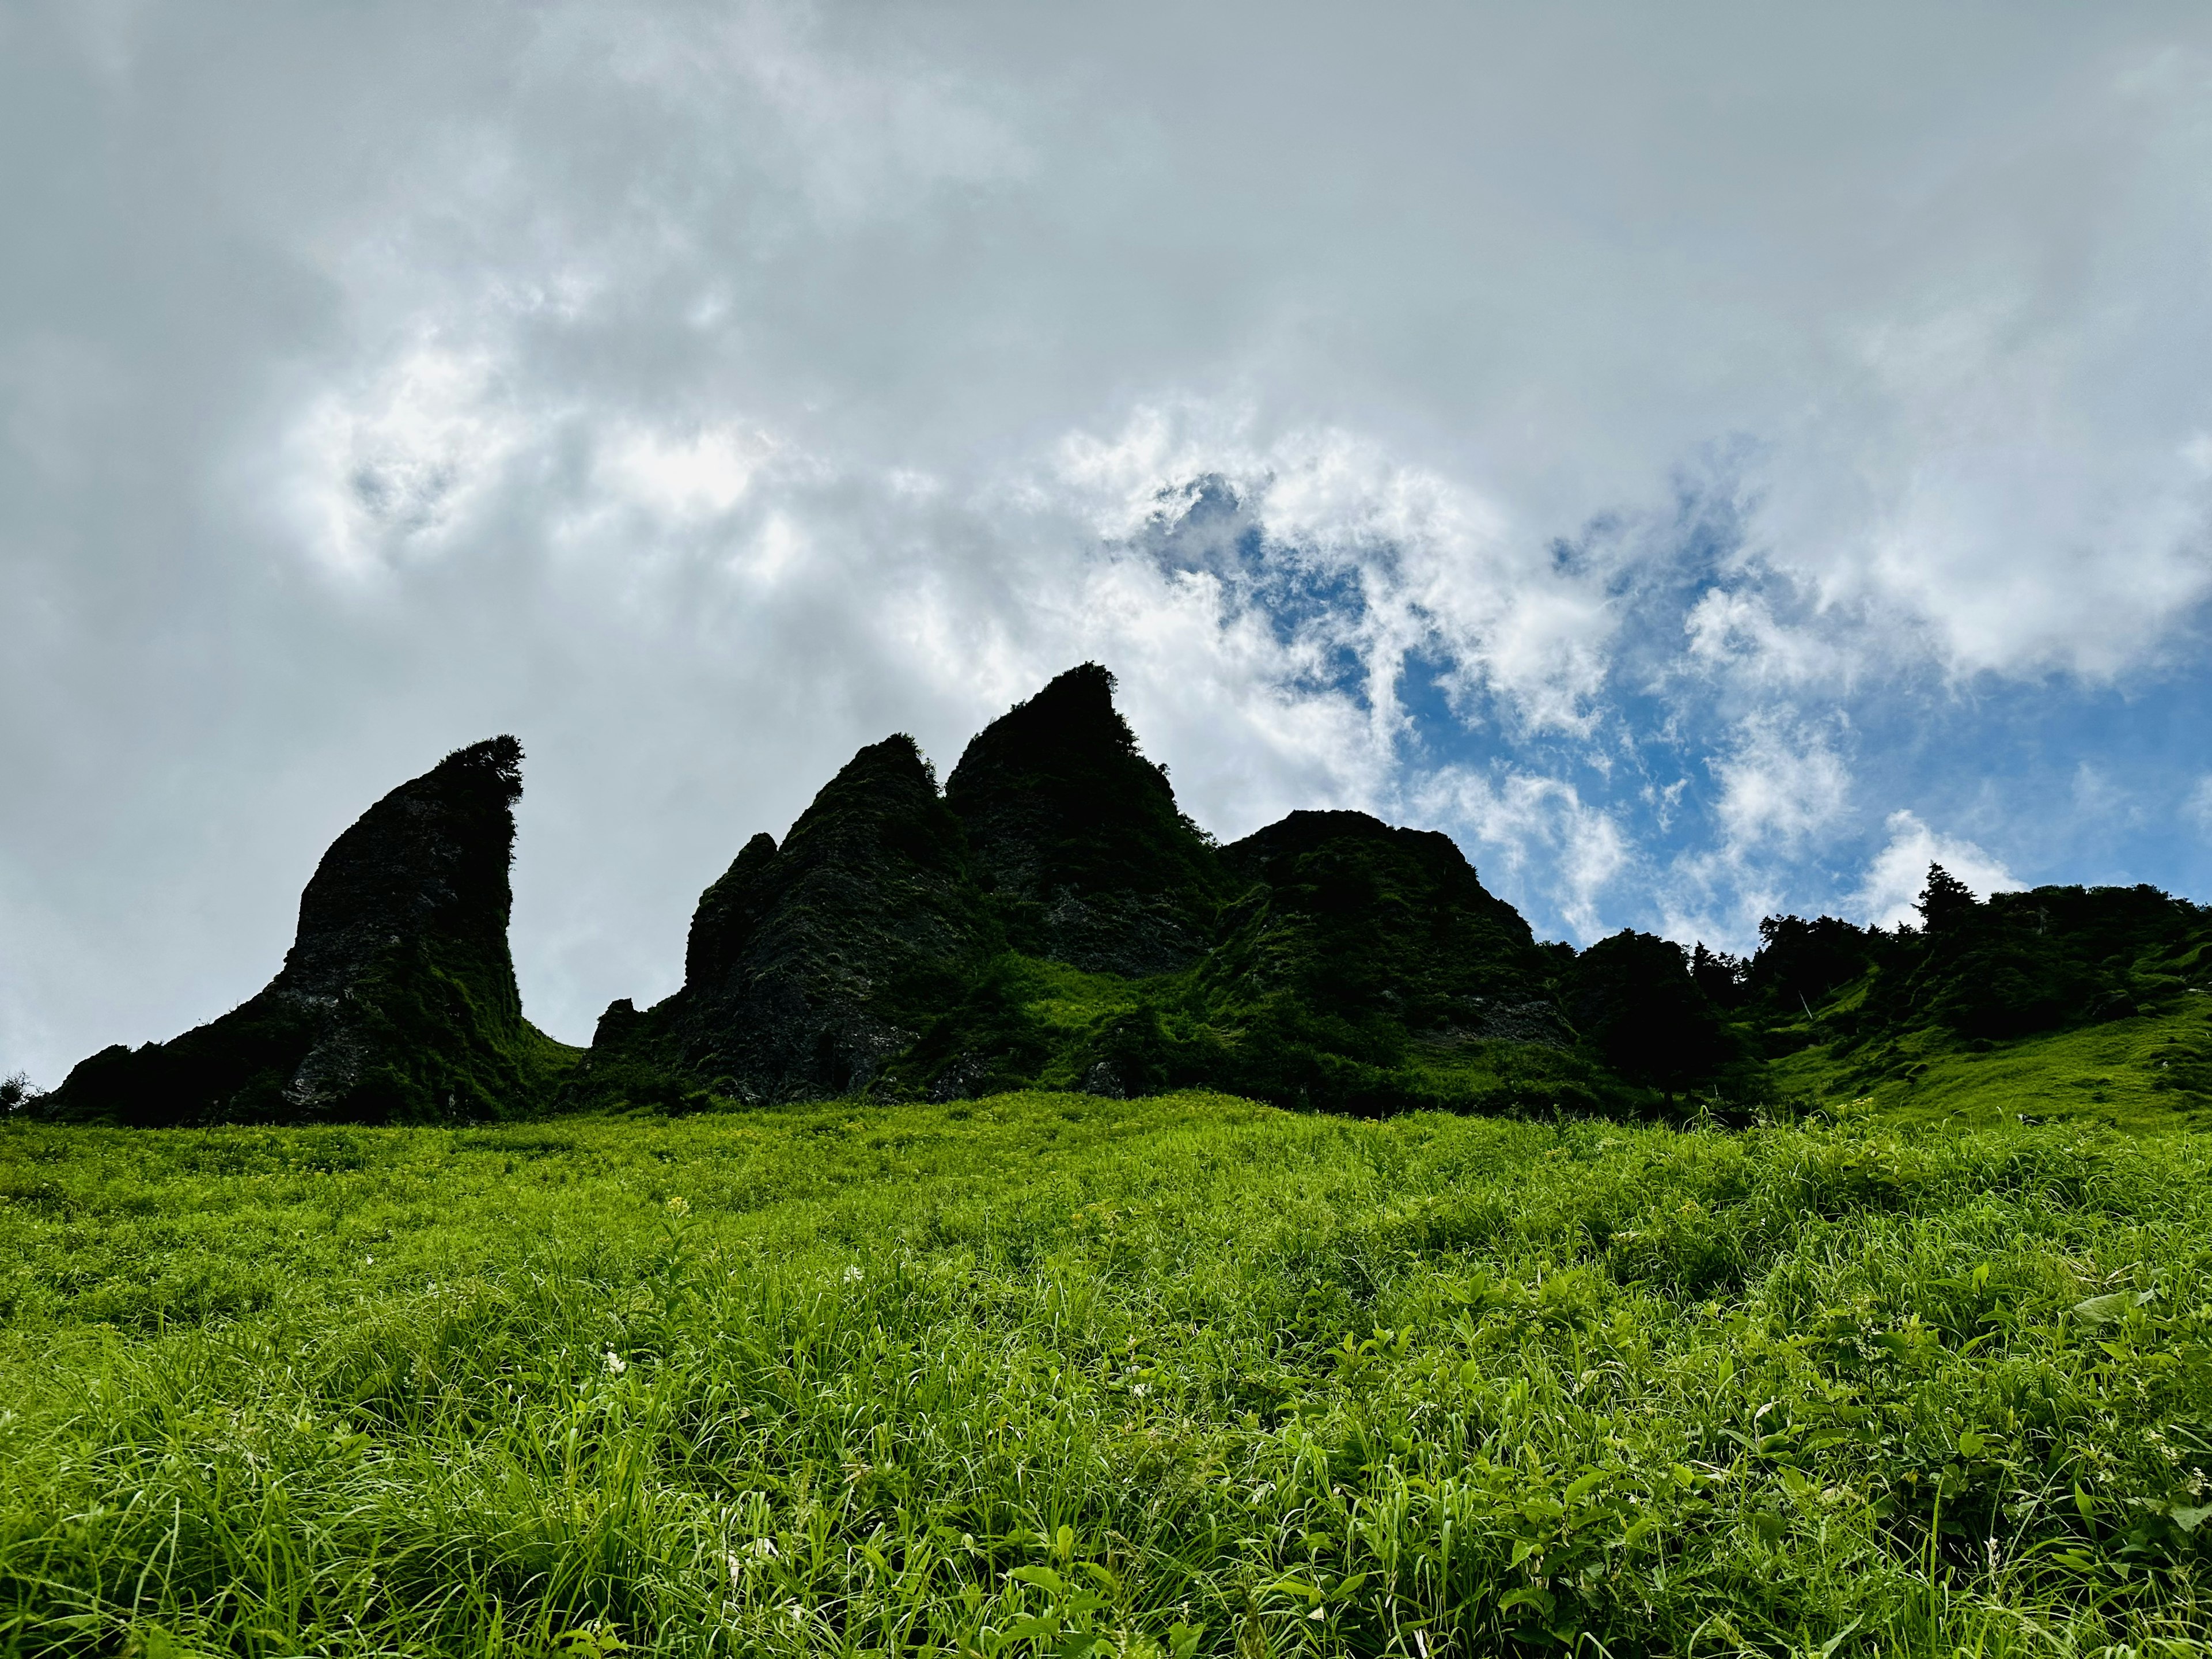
xmin=1926 ymin=925 xmax=2105 ymax=1041
xmin=884 ymin=955 xmax=1073 ymax=1100
xmin=877 ymin=809 xmax=1600 ymax=1117
xmin=946 ymin=662 xmax=1230 ymax=975
xmin=1179 ymin=810 xmax=1583 ymax=1113
xmin=1744 ymin=912 xmax=1886 ymax=1014
xmin=41 ymin=737 xmax=576 ymax=1126
xmin=573 ymin=734 xmax=1001 ymax=1107
xmin=1688 ymin=941 xmax=1746 ymax=1009
xmin=1902 ymin=876 xmax=2205 ymax=1042
xmin=1908 ymin=879 xmax=2207 ymax=1043
xmin=1211 ymin=810 xmax=1556 ymax=1023
xmin=1566 ymin=931 xmax=1745 ymax=1096
xmin=1915 ymin=860 xmax=1979 ymax=934
xmin=1746 ymin=869 xmax=2212 ymax=1113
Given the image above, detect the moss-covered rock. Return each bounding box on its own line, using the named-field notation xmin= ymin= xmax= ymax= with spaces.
xmin=1210 ymin=809 xmax=1560 ymax=1028
xmin=43 ymin=737 xmax=575 ymax=1125
xmin=1159 ymin=809 xmax=1580 ymax=1112
xmin=576 ymin=734 xmax=1000 ymax=1106
xmin=945 ymin=662 xmax=1230 ymax=975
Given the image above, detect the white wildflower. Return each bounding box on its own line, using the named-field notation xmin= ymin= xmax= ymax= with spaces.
xmin=603 ymin=1350 xmax=628 ymax=1376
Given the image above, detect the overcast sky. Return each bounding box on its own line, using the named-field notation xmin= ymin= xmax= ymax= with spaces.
xmin=6 ymin=1 xmax=2212 ymax=1082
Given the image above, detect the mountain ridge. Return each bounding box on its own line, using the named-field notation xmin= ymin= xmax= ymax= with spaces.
xmin=26 ymin=669 xmax=2212 ymax=1128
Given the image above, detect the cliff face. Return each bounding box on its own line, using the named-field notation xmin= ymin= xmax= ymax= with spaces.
xmin=581 ymin=734 xmax=999 ymax=1105
xmin=945 ymin=663 xmax=1227 ymax=975
xmin=278 ymin=737 xmax=524 ymax=1005
xmin=52 ymin=672 xmax=2212 ymax=1132
xmin=46 ymin=737 xmax=570 ymax=1125
xmin=581 ymin=672 xmax=1608 ymax=1116
xmin=1211 ymin=809 xmax=1565 ymax=1039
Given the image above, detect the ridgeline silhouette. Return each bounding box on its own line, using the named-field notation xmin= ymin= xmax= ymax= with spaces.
xmin=33 ymin=668 xmax=2212 ymax=1124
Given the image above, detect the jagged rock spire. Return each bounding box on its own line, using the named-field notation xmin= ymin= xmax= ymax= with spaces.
xmin=46 ymin=736 xmax=564 ymax=1124
xmin=946 ymin=662 xmax=1226 ymax=975
xmin=582 ymin=733 xmax=999 ymax=1105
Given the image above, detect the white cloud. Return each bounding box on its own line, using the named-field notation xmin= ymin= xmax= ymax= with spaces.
xmin=1852 ymin=810 xmax=2025 ymax=929
xmin=1056 ymin=406 xmax=1621 ymax=745
xmin=285 ymin=341 xmax=522 ymax=578
xmin=1683 ymin=587 xmax=1857 ymax=689
xmin=7 ymin=0 xmax=2212 ymax=1078
xmin=2187 ymin=775 xmax=2212 ymax=835
xmin=1412 ymin=767 xmax=1630 ymax=940
xmin=1710 ymin=715 xmax=1851 ymax=852
xmin=600 ymin=421 xmax=780 ymax=523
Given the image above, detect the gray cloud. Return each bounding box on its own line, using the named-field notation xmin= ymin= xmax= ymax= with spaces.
xmin=5 ymin=1 xmax=2211 ymax=1079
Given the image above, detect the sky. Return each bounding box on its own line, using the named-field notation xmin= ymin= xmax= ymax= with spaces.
xmin=5 ymin=1 xmax=2212 ymax=1083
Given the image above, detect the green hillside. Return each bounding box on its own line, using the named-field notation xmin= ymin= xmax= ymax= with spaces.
xmin=1734 ymin=879 xmax=2212 ymax=1134
xmin=1774 ymin=1004 xmax=2212 ymax=1132
xmin=2 ymin=1094 xmax=2207 ymax=1654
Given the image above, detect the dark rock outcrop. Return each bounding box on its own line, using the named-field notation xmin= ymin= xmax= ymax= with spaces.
xmin=1221 ymin=814 xmax=1566 ymax=1013
xmin=945 ymin=662 xmax=1228 ymax=975
xmin=45 ymin=736 xmax=571 ymax=1124
xmin=580 ymin=734 xmax=999 ymax=1105
xmin=1208 ymin=809 xmax=1565 ymax=1036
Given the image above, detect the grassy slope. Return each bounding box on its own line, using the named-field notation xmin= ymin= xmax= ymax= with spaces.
xmin=1768 ymin=1001 xmax=2212 ymax=1133
xmin=885 ymin=953 xmax=1614 ymax=1117
xmin=1 ymin=1096 xmax=2209 ymax=1657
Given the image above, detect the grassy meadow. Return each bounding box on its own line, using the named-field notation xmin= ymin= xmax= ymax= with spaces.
xmin=1769 ymin=1002 xmax=2212 ymax=1136
xmin=1 ymin=1093 xmax=2209 ymax=1657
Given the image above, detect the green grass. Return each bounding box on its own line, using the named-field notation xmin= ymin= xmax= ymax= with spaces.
xmin=1 ymin=1094 xmax=2209 ymax=1656
xmin=1770 ymin=1002 xmax=2212 ymax=1133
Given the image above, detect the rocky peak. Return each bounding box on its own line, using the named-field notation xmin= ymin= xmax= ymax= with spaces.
xmin=783 ymin=733 xmax=967 ymax=876
xmin=1213 ymin=808 xmax=1563 ymax=1038
xmin=45 ymin=734 xmax=566 ymax=1124
xmin=684 ymin=831 xmax=778 ymax=989
xmin=599 ymin=733 xmax=999 ymax=1104
xmin=278 ymin=735 xmax=524 ymax=1003
xmin=945 ymin=663 xmax=1225 ymax=974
